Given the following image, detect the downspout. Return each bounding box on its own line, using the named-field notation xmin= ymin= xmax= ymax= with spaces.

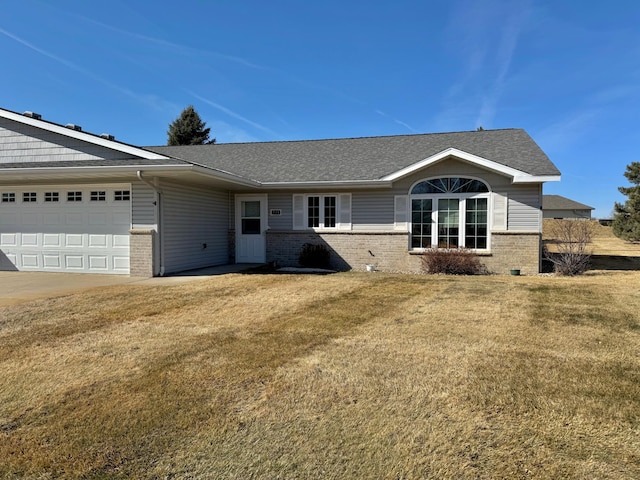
xmin=137 ymin=171 xmax=165 ymax=276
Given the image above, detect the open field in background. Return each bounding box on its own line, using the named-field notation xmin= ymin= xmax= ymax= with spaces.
xmin=0 ymin=222 xmax=638 ymax=479
xmin=543 ymin=219 xmax=640 ymax=270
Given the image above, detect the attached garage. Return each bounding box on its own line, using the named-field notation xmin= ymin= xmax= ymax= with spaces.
xmin=0 ymin=185 xmax=131 ymax=274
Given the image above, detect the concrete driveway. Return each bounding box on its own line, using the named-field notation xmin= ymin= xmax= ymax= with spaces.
xmin=0 ymin=264 xmax=261 ymax=307
xmin=0 ymin=271 xmax=149 ymax=307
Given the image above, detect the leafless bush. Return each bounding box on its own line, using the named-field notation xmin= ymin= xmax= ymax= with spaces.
xmin=421 ymin=247 xmax=487 ymax=275
xmin=544 ymin=220 xmax=594 ymax=275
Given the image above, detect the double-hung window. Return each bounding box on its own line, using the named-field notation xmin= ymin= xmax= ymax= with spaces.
xmin=410 ymin=177 xmax=489 ymax=250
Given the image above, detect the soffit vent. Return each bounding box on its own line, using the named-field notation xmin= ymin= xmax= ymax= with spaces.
xmin=23 ymin=111 xmax=42 ymax=120
xmin=65 ymin=123 xmax=82 ymax=131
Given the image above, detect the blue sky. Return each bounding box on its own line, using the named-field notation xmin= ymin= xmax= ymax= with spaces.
xmin=1 ymin=0 xmax=639 ymax=218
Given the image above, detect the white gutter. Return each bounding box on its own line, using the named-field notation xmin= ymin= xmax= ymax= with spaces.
xmin=137 ymin=171 xmax=165 ymax=277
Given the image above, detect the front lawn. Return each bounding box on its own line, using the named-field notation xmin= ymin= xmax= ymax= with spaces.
xmin=1 ymin=271 xmax=639 ymax=479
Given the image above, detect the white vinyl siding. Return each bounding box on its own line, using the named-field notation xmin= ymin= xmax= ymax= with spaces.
xmin=161 ymin=183 xmax=230 ymax=274
xmin=131 ymin=182 xmax=157 ymax=228
xmin=507 ymin=185 xmax=542 ymax=231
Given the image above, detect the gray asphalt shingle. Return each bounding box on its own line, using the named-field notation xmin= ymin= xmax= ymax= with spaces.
xmin=146 ymin=128 xmax=560 ymax=183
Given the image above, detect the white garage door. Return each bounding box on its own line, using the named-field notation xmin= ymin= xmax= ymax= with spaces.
xmin=0 ymin=185 xmax=131 ymax=274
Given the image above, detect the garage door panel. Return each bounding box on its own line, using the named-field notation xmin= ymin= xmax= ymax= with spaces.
xmin=89 ymin=213 xmax=107 ymax=225
xmin=65 ymin=213 xmax=84 ymax=225
xmin=43 ymin=234 xmax=62 ymax=247
xmin=1 ymin=233 xmax=17 ymax=246
xmin=65 ymin=255 xmax=85 ymax=270
xmin=21 ymin=254 xmax=39 ymax=268
xmin=113 ymin=213 xmax=130 ymax=225
xmin=113 ymin=235 xmax=130 ymax=248
xmin=89 ymin=234 xmax=108 ymax=247
xmin=89 ymin=256 xmax=109 ymax=270
xmin=113 ymin=256 xmax=129 ymax=270
xmin=43 ymin=254 xmax=62 ymax=268
xmin=0 ymin=185 xmax=131 ymax=274
xmin=21 ymin=233 xmax=39 ymax=247
xmin=65 ymin=234 xmax=84 ymax=247
xmin=21 ymin=213 xmax=38 ymax=225
xmin=43 ymin=213 xmax=59 ymax=225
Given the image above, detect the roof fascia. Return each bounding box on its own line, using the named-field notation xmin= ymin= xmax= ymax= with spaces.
xmin=0 ymin=109 xmax=169 ymax=161
xmin=0 ymin=164 xmax=261 ymax=187
xmin=382 ymin=147 xmax=557 ymax=183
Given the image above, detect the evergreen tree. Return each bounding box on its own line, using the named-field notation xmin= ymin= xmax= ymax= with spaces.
xmin=167 ymin=105 xmax=216 ymax=146
xmin=612 ymin=162 xmax=640 ymax=242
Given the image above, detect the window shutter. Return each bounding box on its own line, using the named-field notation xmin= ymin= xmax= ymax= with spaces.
xmin=394 ymin=195 xmax=409 ymax=231
xmin=293 ymin=194 xmax=305 ymax=230
xmin=492 ymin=192 xmax=507 ymax=230
xmin=338 ymin=193 xmax=352 ymax=230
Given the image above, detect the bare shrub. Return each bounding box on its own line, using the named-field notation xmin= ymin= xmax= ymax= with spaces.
xmin=421 ymin=247 xmax=487 ymax=275
xmin=299 ymin=243 xmax=331 ymax=269
xmin=544 ymin=219 xmax=594 ymax=275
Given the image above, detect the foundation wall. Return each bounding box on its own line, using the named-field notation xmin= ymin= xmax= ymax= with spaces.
xmin=266 ymin=230 xmax=542 ymax=275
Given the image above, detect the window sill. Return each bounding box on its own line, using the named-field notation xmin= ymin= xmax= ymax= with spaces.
xmin=409 ymin=249 xmax=492 ymax=257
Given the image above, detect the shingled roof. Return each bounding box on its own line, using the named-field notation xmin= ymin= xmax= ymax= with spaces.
xmin=543 ymin=195 xmax=594 ymax=211
xmin=146 ymin=128 xmax=560 ymax=184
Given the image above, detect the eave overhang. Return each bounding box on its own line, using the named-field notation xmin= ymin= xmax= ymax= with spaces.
xmin=381 ymin=148 xmax=561 ymax=184
xmin=0 ymin=164 xmax=261 ymax=188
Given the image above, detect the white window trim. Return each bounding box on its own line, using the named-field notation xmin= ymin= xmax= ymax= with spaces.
xmin=410 ymin=192 xmax=491 ymax=251
xmin=293 ymin=193 xmax=351 ymax=231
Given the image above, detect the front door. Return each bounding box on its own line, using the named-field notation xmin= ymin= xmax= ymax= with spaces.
xmin=235 ymin=195 xmax=267 ymax=263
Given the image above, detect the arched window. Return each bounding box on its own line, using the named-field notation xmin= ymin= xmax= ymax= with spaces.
xmin=410 ymin=177 xmax=490 ymax=250
xmin=411 ymin=177 xmax=489 ymax=194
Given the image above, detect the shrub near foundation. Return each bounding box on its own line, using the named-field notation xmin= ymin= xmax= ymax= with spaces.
xmin=421 ymin=247 xmax=487 ymax=275
xmin=298 ymin=243 xmax=331 ymax=269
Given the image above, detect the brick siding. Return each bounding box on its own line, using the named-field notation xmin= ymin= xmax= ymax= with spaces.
xmin=266 ymin=230 xmax=541 ymax=275
xmin=129 ymin=229 xmax=156 ymax=277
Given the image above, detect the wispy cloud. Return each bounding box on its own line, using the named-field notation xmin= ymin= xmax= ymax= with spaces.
xmin=188 ymin=91 xmax=280 ymax=138
xmin=534 ymin=109 xmax=598 ymax=154
xmin=434 ymin=0 xmax=532 ymax=131
xmin=76 ymin=15 xmax=268 ymax=70
xmin=0 ymin=26 xmax=173 ymax=111
xmin=375 ymin=110 xmax=418 ymax=133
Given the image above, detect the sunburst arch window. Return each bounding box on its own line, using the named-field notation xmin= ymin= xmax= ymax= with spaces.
xmin=411 ymin=177 xmax=489 ymax=195
xmin=409 ymin=177 xmax=490 ymax=250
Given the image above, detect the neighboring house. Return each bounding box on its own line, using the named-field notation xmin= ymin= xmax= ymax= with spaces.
xmin=542 ymin=195 xmax=593 ymax=219
xmin=0 ymin=107 xmax=560 ymax=276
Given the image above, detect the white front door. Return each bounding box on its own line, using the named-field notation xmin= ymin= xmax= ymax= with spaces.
xmin=235 ymin=195 xmax=267 ymax=263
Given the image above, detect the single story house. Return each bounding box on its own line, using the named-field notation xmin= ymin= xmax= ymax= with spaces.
xmin=0 ymin=107 xmax=560 ymax=276
xmin=542 ymin=195 xmax=593 ymax=219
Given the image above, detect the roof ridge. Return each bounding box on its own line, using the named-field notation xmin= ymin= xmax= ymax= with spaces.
xmin=146 ymin=128 xmax=525 ymax=148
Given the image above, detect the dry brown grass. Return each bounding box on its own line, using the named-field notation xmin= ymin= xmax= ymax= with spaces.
xmin=1 ymin=268 xmax=639 ymax=479
xmin=544 ymin=219 xmax=640 ymax=270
